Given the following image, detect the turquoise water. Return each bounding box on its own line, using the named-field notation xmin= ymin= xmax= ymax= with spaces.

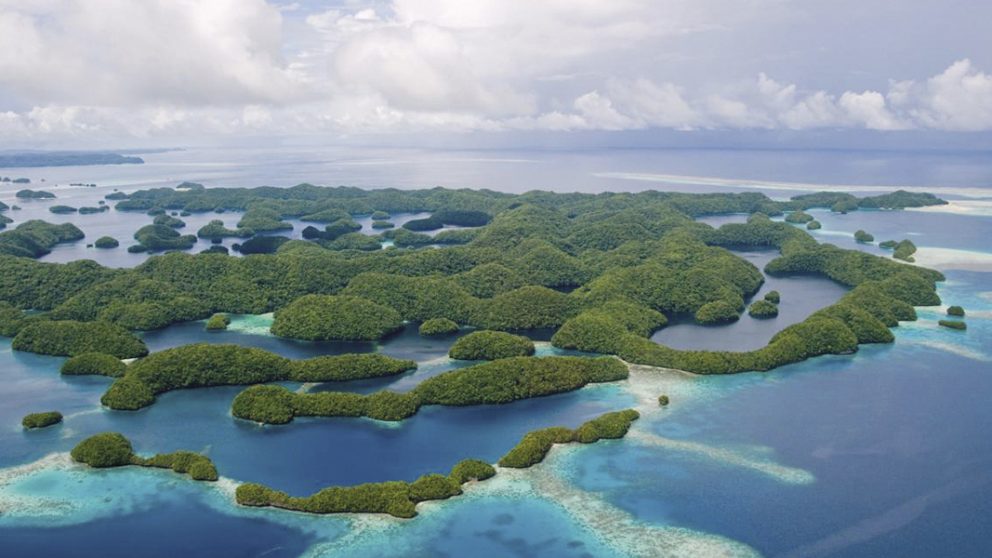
xmin=2 ymin=157 xmax=992 ymax=556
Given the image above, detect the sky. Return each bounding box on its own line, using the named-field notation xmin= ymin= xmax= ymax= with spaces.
xmin=0 ymin=0 xmax=990 ymax=148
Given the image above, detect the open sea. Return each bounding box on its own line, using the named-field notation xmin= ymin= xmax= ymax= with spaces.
xmin=0 ymin=145 xmax=990 ymax=557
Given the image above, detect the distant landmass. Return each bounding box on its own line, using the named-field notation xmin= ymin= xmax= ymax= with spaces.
xmin=0 ymin=151 xmax=145 ymax=168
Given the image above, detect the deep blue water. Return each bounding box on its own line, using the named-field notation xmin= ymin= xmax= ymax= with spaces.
xmin=651 ymin=249 xmax=850 ymax=351
xmin=1 ymin=495 xmax=317 ymax=558
xmin=567 ymin=271 xmax=992 ymax=558
xmin=1 ymin=148 xmax=991 ymax=557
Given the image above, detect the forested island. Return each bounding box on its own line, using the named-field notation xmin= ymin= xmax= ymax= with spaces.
xmin=234 ymin=409 xmax=639 ymax=517
xmin=0 ymin=183 xmax=952 ymax=518
xmin=0 ymin=185 xmax=945 ymax=371
xmin=0 ymin=151 xmax=144 ymax=168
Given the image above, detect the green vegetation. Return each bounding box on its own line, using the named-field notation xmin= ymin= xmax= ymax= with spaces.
xmin=785 ymin=211 xmax=814 ymax=224
xmin=300 ymin=208 xmax=350 ymax=223
xmin=303 ymin=218 xmax=361 ymax=241
xmin=130 ymin=450 xmax=219 ymax=481
xmin=271 ymin=295 xmax=404 ymax=341
xmin=947 ymin=305 xmax=965 ymax=317
xmin=854 ymin=230 xmax=874 ymax=243
xmin=879 ymin=240 xmax=898 ymax=249
xmin=499 ymin=409 xmax=639 ymax=467
xmin=789 ymin=190 xmax=946 ymax=210
xmin=233 ymin=356 xmax=626 ymax=424
xmin=0 ymin=220 xmax=85 ymax=258
xmin=856 ymin=190 xmax=947 ymax=209
xmin=0 ymin=185 xmax=946 ymax=383
xmin=449 ymin=459 xmax=496 ymax=483
xmin=419 ymin=317 xmax=459 ymax=336
xmin=448 ymin=330 xmax=535 ymax=360
xmin=236 ymin=456 xmax=492 ymax=518
xmin=12 ymin=320 xmax=148 ymax=358
xmin=205 ymin=313 xmax=231 ymax=331
xmin=325 ymin=218 xmax=362 ymax=236
xmin=15 ymin=189 xmax=56 ymax=199
xmin=301 ymin=226 xmax=324 ymax=240
xmin=134 ymin=224 xmax=197 ymax=252
xmin=201 ymin=245 xmax=229 ymax=255
xmin=230 ymin=385 xmax=298 ymax=424
xmin=413 ymin=356 xmax=626 ymax=406
xmin=806 ymin=220 xmax=821 ymax=230
xmin=234 ymin=409 xmax=626 ymax=518
xmin=0 ymin=302 xmax=27 ymax=336
xmin=71 ymin=432 xmax=217 ymax=480
xmin=748 ymin=299 xmax=779 ymax=318
xmin=49 ymin=205 xmax=78 ymax=214
xmin=0 ymin=152 xmax=142 ymax=168
xmin=371 ymin=220 xmax=394 ymax=229
xmin=658 ymin=395 xmax=669 ymax=406
xmin=22 ymin=411 xmax=63 ymax=429
xmin=371 ymin=211 xmax=390 ymax=220
xmin=433 ymin=229 xmax=479 ymax=245
xmin=61 ymin=352 xmax=127 ymax=377
xmin=403 ymin=215 xmax=444 ymax=231
xmin=236 ymin=235 xmax=290 ymax=254
xmin=454 ymin=263 xmax=525 ymax=298
xmin=939 ymin=320 xmax=966 ymax=330
xmin=71 ymin=433 xmax=134 ymax=467
xmin=553 ymin=230 xmax=941 ymax=374
xmin=236 ymin=208 xmax=292 ymax=232
xmin=408 ymin=474 xmax=462 ymax=502
xmin=326 ymin=232 xmax=381 ymax=251
xmin=474 ymin=286 xmax=579 ymax=330
xmin=94 ymin=236 xmax=119 ymax=249
xmin=497 ymin=427 xmax=573 ymax=468
xmin=695 ymin=300 xmax=740 ymax=324
xmin=102 ymin=378 xmax=155 ymax=410
xmin=153 ymin=214 xmax=186 ymax=228
xmin=197 ymin=219 xmax=252 ymax=240
xmin=100 ymin=344 xmax=415 ymax=410
xmin=764 ymin=290 xmax=780 ymax=303
xmin=893 ymin=239 xmax=917 ymax=262
xmin=436 ymin=209 xmax=492 ymax=227
xmin=388 ymin=228 xmax=434 ymax=247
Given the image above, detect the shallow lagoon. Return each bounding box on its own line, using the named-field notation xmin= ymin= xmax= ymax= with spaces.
xmin=2 ymin=174 xmax=992 ymax=556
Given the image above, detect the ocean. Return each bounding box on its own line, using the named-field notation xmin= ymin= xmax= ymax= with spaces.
xmin=0 ymin=145 xmax=989 ymax=557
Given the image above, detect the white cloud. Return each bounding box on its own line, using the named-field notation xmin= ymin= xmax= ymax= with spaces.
xmin=0 ymin=0 xmax=301 ymax=106
xmin=905 ymin=59 xmax=992 ymax=131
xmin=837 ymin=90 xmax=907 ymax=130
xmin=331 ymin=22 xmax=535 ymax=115
xmin=548 ymin=62 xmax=983 ymax=132
xmin=0 ymin=1 xmax=989 ymax=141
xmin=572 ymin=91 xmax=636 ymax=130
xmin=602 ymin=79 xmax=699 ymax=129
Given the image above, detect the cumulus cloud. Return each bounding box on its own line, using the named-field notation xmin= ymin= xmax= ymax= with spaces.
xmin=0 ymin=0 xmax=301 ymax=106
xmin=902 ymin=59 xmax=992 ymax=131
xmin=0 ymin=0 xmax=989 ymax=140
xmin=330 ymin=21 xmax=536 ymax=115
xmin=545 ymin=62 xmax=987 ymax=132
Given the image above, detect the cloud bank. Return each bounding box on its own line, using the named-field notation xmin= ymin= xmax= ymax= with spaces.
xmin=0 ymin=0 xmax=989 ymax=141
